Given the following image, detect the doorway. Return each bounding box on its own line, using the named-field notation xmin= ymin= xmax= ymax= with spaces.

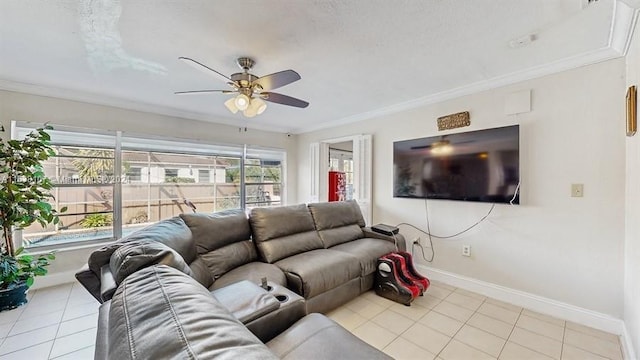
xmin=309 ymin=134 xmax=372 ymax=224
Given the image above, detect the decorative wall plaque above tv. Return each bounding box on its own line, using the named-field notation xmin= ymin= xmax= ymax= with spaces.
xmin=393 ymin=125 xmax=520 ymax=204
xmin=437 ymin=111 xmax=470 ymax=131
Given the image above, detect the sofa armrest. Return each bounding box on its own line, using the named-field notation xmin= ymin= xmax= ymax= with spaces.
xmin=267 ymin=313 xmax=392 ymax=359
xmin=211 ymin=280 xmax=281 ymax=324
xmin=100 ymin=265 xmax=117 ymax=302
xmin=362 ymin=227 xmax=407 ymax=252
xmin=75 ymin=264 xmax=102 ymax=303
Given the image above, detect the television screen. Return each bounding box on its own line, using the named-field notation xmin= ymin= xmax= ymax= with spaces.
xmin=393 ymin=125 xmax=519 ymax=204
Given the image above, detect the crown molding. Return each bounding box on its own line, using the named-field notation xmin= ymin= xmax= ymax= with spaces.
xmin=0 ymin=79 xmax=291 ymax=134
xmin=296 ymin=1 xmax=637 ymax=134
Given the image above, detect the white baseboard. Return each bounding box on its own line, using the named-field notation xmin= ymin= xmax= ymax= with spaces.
xmin=30 ymin=270 xmax=77 ymax=290
xmin=417 ymin=265 xmax=635 ymax=359
xmin=621 ymin=324 xmax=637 ymax=360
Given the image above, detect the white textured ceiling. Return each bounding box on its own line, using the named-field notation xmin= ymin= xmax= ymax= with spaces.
xmin=0 ymin=0 xmax=637 ymax=133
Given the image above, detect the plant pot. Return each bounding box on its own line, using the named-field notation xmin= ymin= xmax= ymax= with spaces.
xmin=0 ymin=283 xmax=29 ymax=312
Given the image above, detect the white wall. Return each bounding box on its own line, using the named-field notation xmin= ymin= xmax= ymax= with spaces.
xmin=624 ymin=15 xmax=640 ymax=358
xmin=0 ymin=90 xmax=298 ymax=287
xmin=297 ymin=59 xmax=626 ymax=317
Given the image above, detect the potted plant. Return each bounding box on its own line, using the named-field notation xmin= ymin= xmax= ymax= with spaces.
xmin=0 ymin=124 xmax=65 ymax=311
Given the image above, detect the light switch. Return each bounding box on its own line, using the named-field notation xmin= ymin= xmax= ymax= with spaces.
xmin=571 ymin=184 xmax=584 ymax=197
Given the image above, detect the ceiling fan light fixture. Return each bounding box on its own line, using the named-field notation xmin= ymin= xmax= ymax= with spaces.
xmin=243 ymin=106 xmax=258 ymax=117
xmin=247 ymin=97 xmax=267 ymax=116
xmin=234 ymin=94 xmax=250 ymax=110
xmin=224 ymin=97 xmax=239 ymax=114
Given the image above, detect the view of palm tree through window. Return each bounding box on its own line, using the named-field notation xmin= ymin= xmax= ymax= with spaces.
xmin=16 ymin=125 xmax=284 ymax=249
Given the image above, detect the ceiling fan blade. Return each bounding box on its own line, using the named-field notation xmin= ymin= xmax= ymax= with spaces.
xmin=254 ymin=70 xmax=301 ymax=91
xmin=178 ymin=57 xmax=233 ymax=83
xmin=174 ymin=90 xmax=234 ymax=95
xmin=261 ymin=92 xmax=309 ymax=108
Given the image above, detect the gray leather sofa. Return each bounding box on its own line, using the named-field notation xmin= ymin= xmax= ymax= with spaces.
xmin=101 ymin=264 xmax=391 ymax=360
xmin=77 ymin=200 xmax=405 ymax=359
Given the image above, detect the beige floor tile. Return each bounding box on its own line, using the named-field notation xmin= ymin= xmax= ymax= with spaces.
xmin=0 ymin=340 xmax=53 ymax=360
xmin=0 ymin=324 xmax=12 ymax=339
xmin=484 ymin=298 xmax=523 ymax=313
xmin=57 ymin=313 xmax=99 ymax=338
xmin=18 ymin=299 xmax=67 ymax=320
xmin=361 ymin=291 xmax=397 ymax=308
xmin=371 ymin=309 xmax=415 ymax=335
xmin=345 ymin=296 xmax=386 ymax=319
xmin=418 ymin=311 xmax=463 ymax=337
xmin=49 ymin=327 xmax=97 ymax=358
xmin=453 ymin=288 xmax=486 ymax=300
xmin=509 ymin=327 xmax=562 ymax=360
xmin=467 ymin=313 xmax=514 ymax=339
xmin=427 ymin=285 xmax=454 ymax=300
xmin=561 ymin=344 xmax=608 ymax=360
xmin=477 ymin=303 xmax=520 ymax=324
xmin=352 ymin=321 xmax=397 ymax=350
xmin=401 ymin=322 xmax=452 ymax=354
xmin=61 ymin=301 xmax=100 ymax=322
xmin=389 ymin=303 xmax=431 ymax=320
xmin=499 ymin=341 xmax=553 ymax=360
xmin=65 ymin=289 xmax=97 ymax=307
xmin=454 ymin=325 xmax=505 ymax=357
xmin=383 ymin=336 xmax=437 ymax=360
xmin=516 ymin=315 xmax=564 ymax=341
xmin=565 ymin=322 xmax=619 ymax=344
xmin=29 ymin=284 xmax=72 ymax=303
xmin=521 ymin=309 xmax=565 ymax=327
xmin=326 ymin=307 xmax=367 ymax=331
xmin=444 ymin=292 xmax=484 ymax=311
xmin=413 ymin=294 xmax=443 ymax=309
xmin=50 ymin=345 xmax=95 ymax=360
xmin=0 ymin=324 xmax=57 ymax=355
xmin=563 ymin=329 xmax=622 ymax=360
xmin=8 ymin=311 xmax=63 ymax=336
xmin=432 ymin=301 xmax=474 ymax=322
xmin=439 ymin=339 xmax=496 ymax=360
xmin=0 ymin=308 xmax=24 ymax=326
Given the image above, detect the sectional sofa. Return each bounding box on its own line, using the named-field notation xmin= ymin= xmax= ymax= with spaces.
xmin=76 ymin=200 xmax=407 ymax=359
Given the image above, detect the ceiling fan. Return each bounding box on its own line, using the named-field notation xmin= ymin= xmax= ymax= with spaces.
xmin=175 ymin=56 xmax=309 ymax=118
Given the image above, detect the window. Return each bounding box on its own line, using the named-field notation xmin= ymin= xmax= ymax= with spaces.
xmin=14 ymin=122 xmax=285 ymax=249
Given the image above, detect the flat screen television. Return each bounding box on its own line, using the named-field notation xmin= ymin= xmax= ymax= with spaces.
xmin=393 ymin=125 xmax=520 ymax=204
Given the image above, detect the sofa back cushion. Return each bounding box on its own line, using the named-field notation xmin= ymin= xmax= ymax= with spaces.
xmin=109 ymin=240 xmax=193 ymax=285
xmin=107 ymin=265 xmax=278 ymax=360
xmin=308 ymin=200 xmax=365 ymax=248
xmin=180 ymin=209 xmax=258 ymax=280
xmin=122 ymin=217 xmax=197 ymax=263
xmin=250 ymin=204 xmax=324 ymax=263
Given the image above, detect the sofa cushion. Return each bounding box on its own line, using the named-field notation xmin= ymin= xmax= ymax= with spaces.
xmin=124 ymin=217 xmax=197 ymax=263
xmin=267 ymin=313 xmax=392 ymax=360
xmin=202 ymin=240 xmax=259 ymax=281
xmin=274 ymin=249 xmax=360 ymax=299
xmin=109 ymin=240 xmax=193 ymax=285
xmin=211 ymin=262 xmax=287 ymax=291
xmin=308 ymin=200 xmax=366 ymax=248
xmin=329 ymin=238 xmax=397 ymax=276
xmin=250 ymin=204 xmax=324 ymax=263
xmin=108 ymin=265 xmax=278 ymax=360
xmin=180 ymin=209 xmax=252 ymax=253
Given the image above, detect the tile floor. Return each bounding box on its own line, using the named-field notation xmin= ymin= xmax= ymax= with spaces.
xmin=0 ymin=282 xmax=98 ymax=360
xmin=0 ymin=280 xmax=624 ymax=360
xmin=327 ymin=281 xmax=624 ymax=360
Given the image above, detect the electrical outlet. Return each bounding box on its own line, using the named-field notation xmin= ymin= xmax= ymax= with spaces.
xmin=462 ymin=245 xmax=471 ymax=257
